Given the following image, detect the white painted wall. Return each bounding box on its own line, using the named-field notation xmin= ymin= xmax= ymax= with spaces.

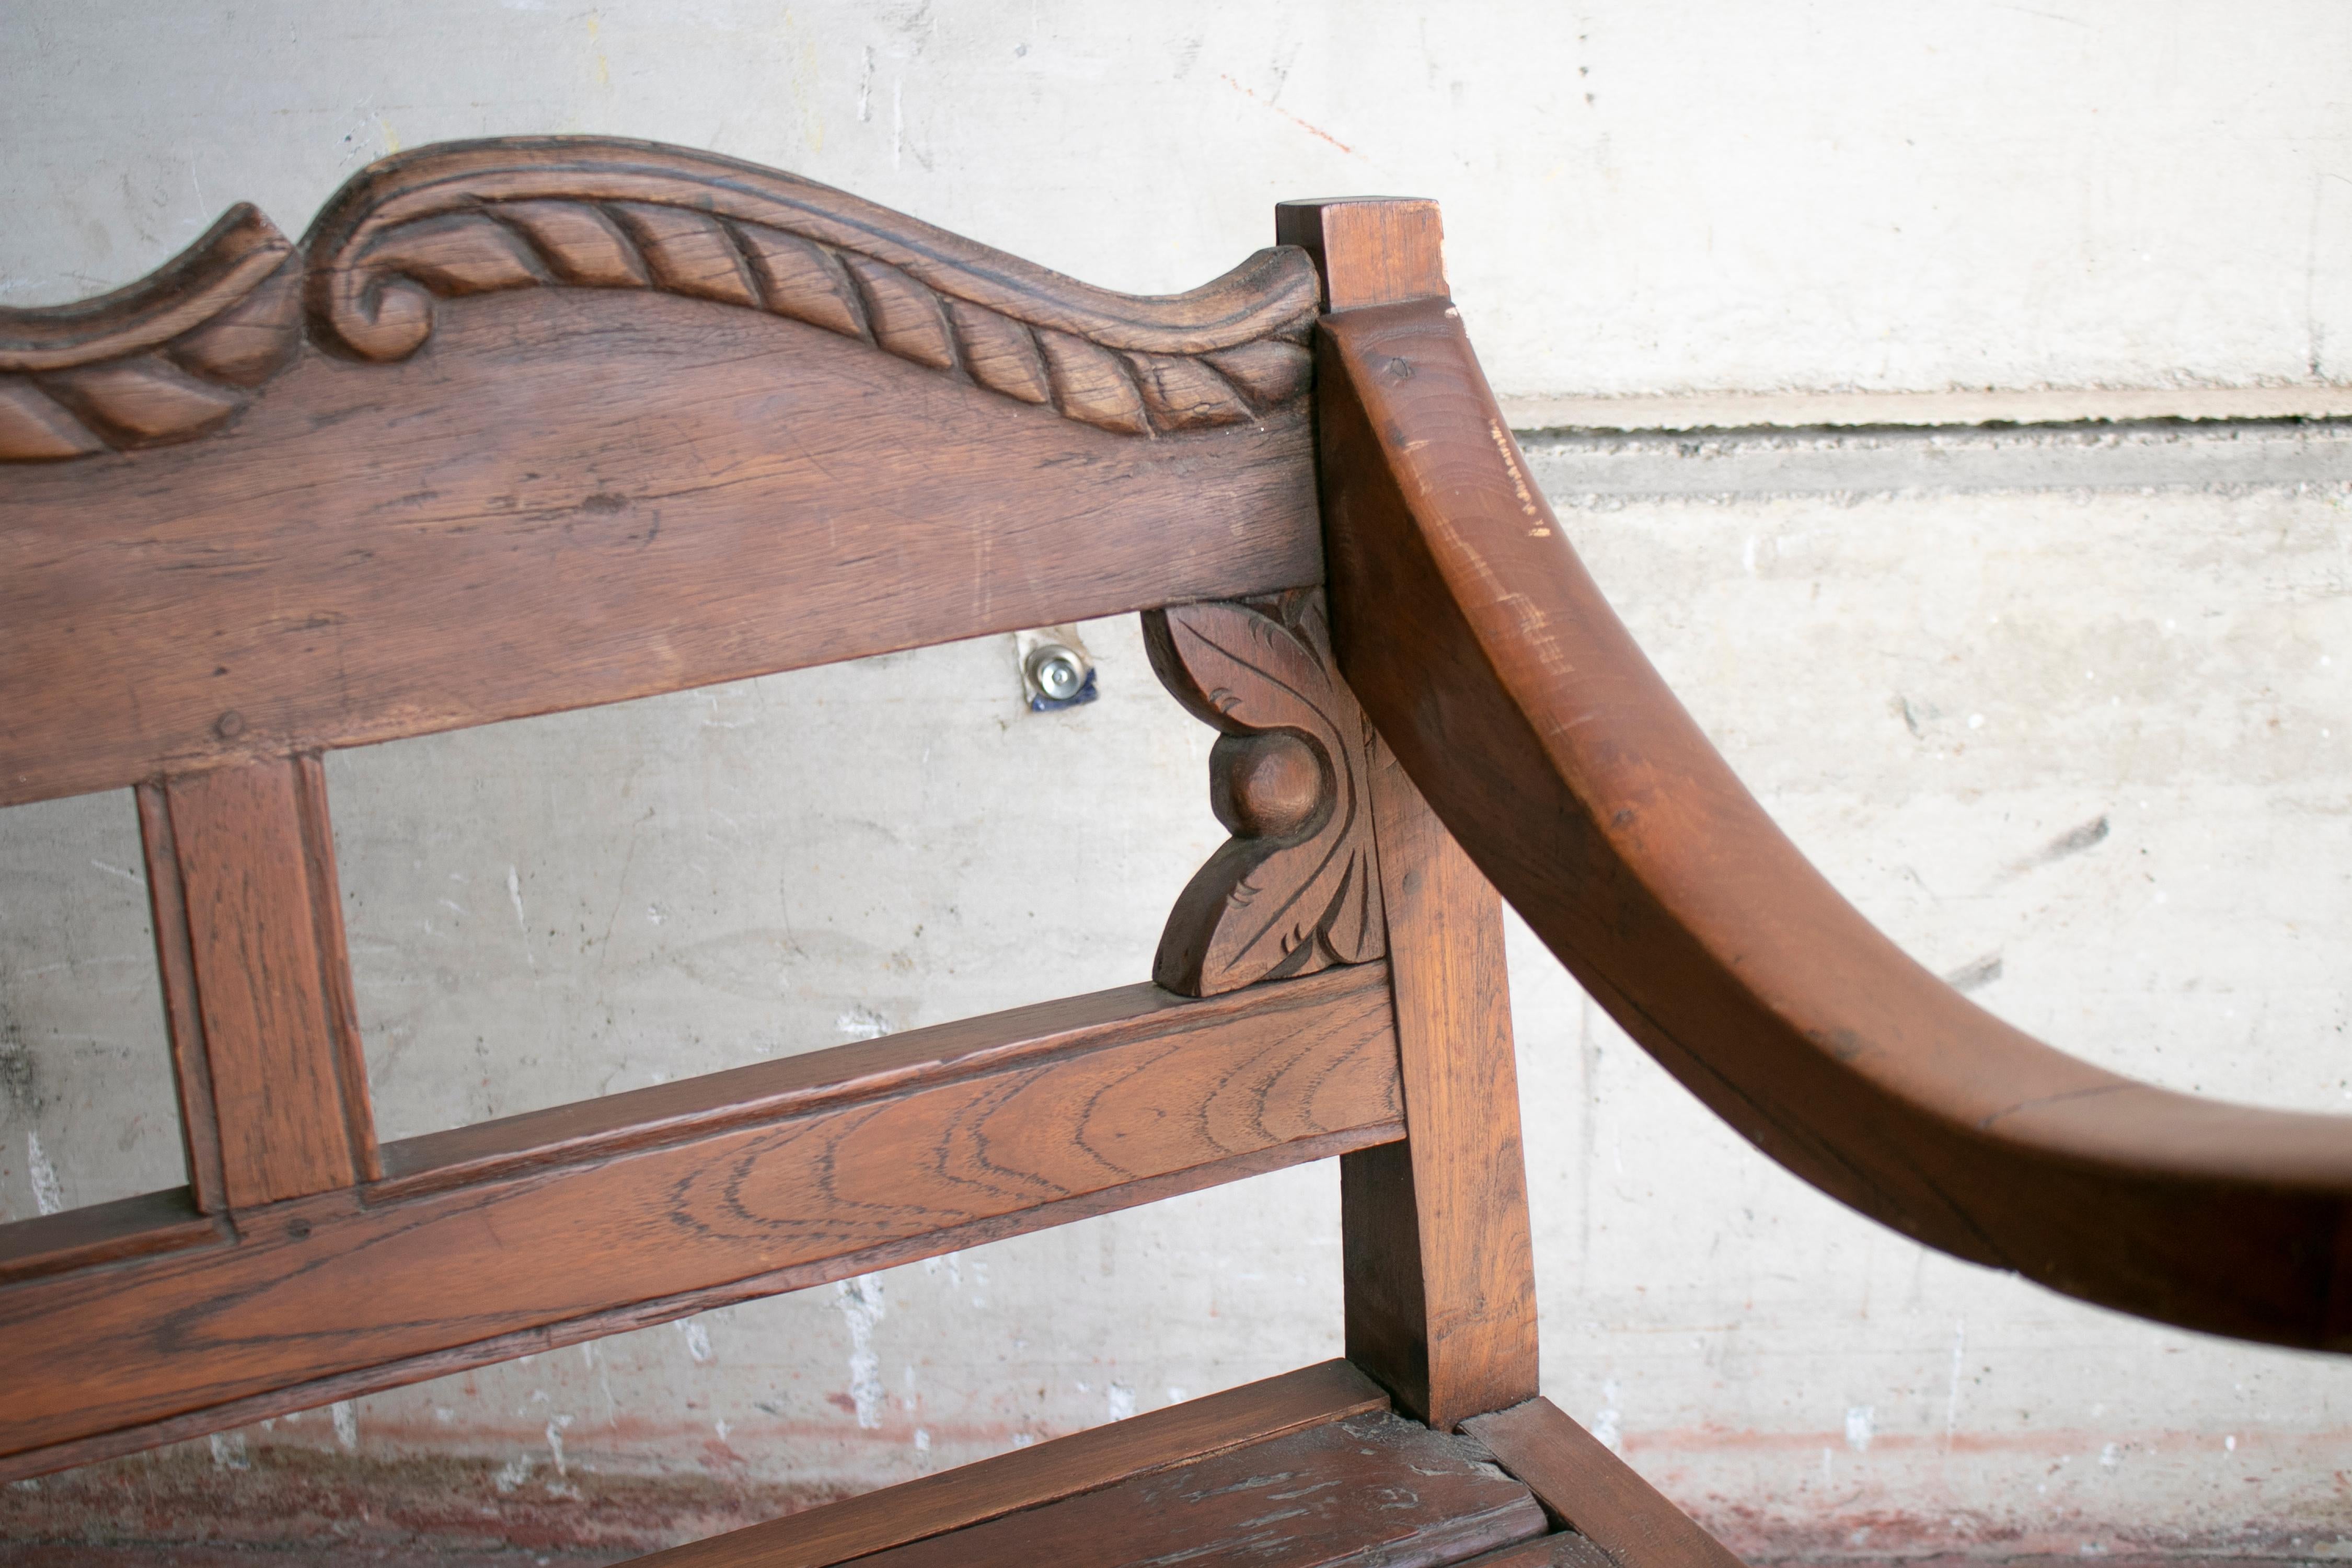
xmin=7 ymin=2 xmax=2352 ymax=1556
xmin=8 ymin=2 xmax=2352 ymax=400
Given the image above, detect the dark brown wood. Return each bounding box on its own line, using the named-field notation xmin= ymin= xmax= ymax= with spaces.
xmin=839 ymin=1408 xmax=1544 ymax=1568
xmin=0 ymin=203 xmax=301 ymax=459
xmin=0 ymin=1190 xmax=221 ymax=1288
xmin=1317 ymin=291 xmax=2352 ymax=1352
xmin=0 ymin=293 xmax=1318 ymax=809
xmin=1277 ymin=194 xmax=1540 ymax=1432
xmin=379 ymin=961 xmax=1388 ymax=1197
xmin=0 ymin=964 xmax=1402 ymax=1475
xmin=1465 ymin=1399 xmax=1746 ymax=1567
xmin=305 ymin=139 xmax=1317 ymax=433
xmin=1276 ymin=199 xmax=1449 ymax=313
xmin=1457 ymin=1538 xmax=1618 ymax=1568
xmin=1145 ymin=589 xmax=1384 ymax=995
xmin=292 ymin=754 xmax=377 ymax=1181
xmin=8 ymin=1132 xmax=1387 ymax=1491
xmin=637 ymin=1360 xmax=1390 ymax=1567
xmin=0 ymin=153 xmax=1745 ymax=1567
xmin=155 ymin=757 xmax=376 ymax=1207
xmin=0 ymin=139 xmax=1326 ymax=811
xmin=1344 ymin=741 xmax=1540 ymax=1431
xmin=135 ymin=780 xmax=229 ymax=1213
xmin=0 ymin=138 xmax=1312 ymax=466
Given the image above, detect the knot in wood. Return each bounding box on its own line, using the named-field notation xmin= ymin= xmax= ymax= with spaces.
xmin=1210 ymin=731 xmax=1324 ymax=839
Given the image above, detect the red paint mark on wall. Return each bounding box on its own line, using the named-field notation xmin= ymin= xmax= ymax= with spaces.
xmin=1220 ymin=75 xmax=1354 ymax=155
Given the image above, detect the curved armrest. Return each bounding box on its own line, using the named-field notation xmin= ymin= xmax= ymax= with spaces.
xmin=1319 ymin=296 xmax=2352 ymax=1350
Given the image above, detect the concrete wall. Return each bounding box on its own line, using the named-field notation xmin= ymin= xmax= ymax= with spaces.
xmin=7 ymin=3 xmax=2352 ymax=1559
xmin=10 ymin=1 xmax=2352 ymax=402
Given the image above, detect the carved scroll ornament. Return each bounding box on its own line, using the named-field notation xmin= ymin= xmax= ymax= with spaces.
xmin=1147 ymin=591 xmax=1386 ymax=997
xmin=0 ymin=137 xmax=1318 ymax=462
xmin=0 ymin=205 xmax=303 ymax=461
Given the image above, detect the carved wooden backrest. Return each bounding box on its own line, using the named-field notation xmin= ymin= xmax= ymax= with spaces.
xmin=0 ymin=141 xmax=1537 ymax=1480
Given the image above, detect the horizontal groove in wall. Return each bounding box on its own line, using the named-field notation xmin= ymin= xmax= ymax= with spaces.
xmin=1514 ymin=418 xmax=2352 ymax=501
xmin=1497 ymin=385 xmax=2352 ymax=433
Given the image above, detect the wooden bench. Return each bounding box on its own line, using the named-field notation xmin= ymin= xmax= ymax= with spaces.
xmin=5 ymin=134 xmax=2345 ymax=1564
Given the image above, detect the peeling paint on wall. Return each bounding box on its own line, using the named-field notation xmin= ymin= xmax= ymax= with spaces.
xmin=24 ymin=1132 xmax=61 ymax=1216
xmin=835 ymin=1275 xmax=888 ymax=1431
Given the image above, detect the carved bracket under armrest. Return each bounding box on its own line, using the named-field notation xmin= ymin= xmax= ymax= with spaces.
xmin=1146 ymin=590 xmax=1386 ymax=997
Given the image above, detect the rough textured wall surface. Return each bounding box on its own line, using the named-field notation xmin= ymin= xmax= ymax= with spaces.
xmin=7 ymin=2 xmax=2352 ymax=1560
xmin=1516 ymin=443 xmax=2352 ymax=1557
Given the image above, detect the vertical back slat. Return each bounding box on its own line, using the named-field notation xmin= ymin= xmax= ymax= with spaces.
xmin=145 ymin=757 xmax=378 ymax=1207
xmin=292 ymin=754 xmax=379 ymax=1181
xmin=136 ymin=782 xmax=229 ymax=1214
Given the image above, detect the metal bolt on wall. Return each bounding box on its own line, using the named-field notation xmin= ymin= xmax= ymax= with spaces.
xmin=1014 ymin=625 xmax=1098 ymax=712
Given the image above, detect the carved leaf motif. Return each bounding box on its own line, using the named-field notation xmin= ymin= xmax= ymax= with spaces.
xmin=609 ymin=203 xmax=761 ymax=306
xmin=1126 ymin=351 xmax=1248 ymax=431
xmin=0 ymin=379 xmax=103 ymax=459
xmin=496 ymin=201 xmax=648 ymax=287
xmin=0 ymin=205 xmax=301 ymax=462
xmin=1146 ymin=591 xmax=1387 ymax=996
xmin=301 ymin=138 xmax=1320 ymax=436
xmin=2 ymin=136 xmax=1320 ymax=459
xmin=738 ymin=226 xmax=866 ymax=338
xmin=949 ymin=299 xmax=1051 ymax=405
xmin=1206 ymin=339 xmax=1314 ymax=406
xmin=169 ymin=260 xmax=307 ymax=386
xmin=43 ymin=357 xmax=247 ymax=446
xmin=845 ymin=256 xmax=958 ymax=370
xmin=359 ymin=212 xmax=547 ymax=300
xmin=1040 ymin=330 xmax=1150 ymax=435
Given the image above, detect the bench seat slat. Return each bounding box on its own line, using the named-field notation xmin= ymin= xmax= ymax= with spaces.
xmin=638 ymin=1359 xmax=1391 ymax=1568
xmin=647 ymin=1370 xmax=1544 ymax=1568
xmin=847 ymin=1406 xmax=1545 ymax=1568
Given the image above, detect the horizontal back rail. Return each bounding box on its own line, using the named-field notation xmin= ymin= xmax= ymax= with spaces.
xmin=0 ymin=138 xmax=1324 ymax=809
xmin=0 ymin=962 xmax=1402 ymax=1479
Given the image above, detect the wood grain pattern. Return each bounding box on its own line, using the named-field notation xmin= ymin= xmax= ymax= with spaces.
xmin=135 ymin=780 xmax=229 ymax=1213
xmin=0 ymin=1190 xmax=220 ymax=1288
xmin=1316 ymin=291 xmax=2352 ymax=1351
xmin=377 ymin=962 xmax=1388 ymax=1197
xmin=1276 ymin=199 xmax=1448 ymax=313
xmin=1456 ymin=1538 xmax=1618 ymax=1568
xmin=292 ymin=754 xmax=375 ymax=1180
xmin=637 ymin=1360 xmax=1390 ymax=1567
xmin=1465 ymin=1399 xmax=1747 ymax=1567
xmin=306 ymin=137 xmax=1318 ymax=435
xmin=7 ymin=1131 xmax=1385 ymax=1489
xmin=0 ymin=289 xmax=1317 ymax=809
xmin=0 ymin=965 xmax=1401 ymax=1474
xmin=1145 ymin=589 xmax=1385 ymax=995
xmin=2 ymin=138 xmax=1313 ymax=462
xmin=1344 ymin=741 xmax=1540 ymax=1431
xmin=1278 ymin=193 xmax=1541 ymax=1432
xmin=0 ymin=204 xmax=301 ymax=459
xmin=846 ymin=1408 xmax=1546 ymax=1568
xmin=155 ymin=758 xmax=377 ymax=1206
